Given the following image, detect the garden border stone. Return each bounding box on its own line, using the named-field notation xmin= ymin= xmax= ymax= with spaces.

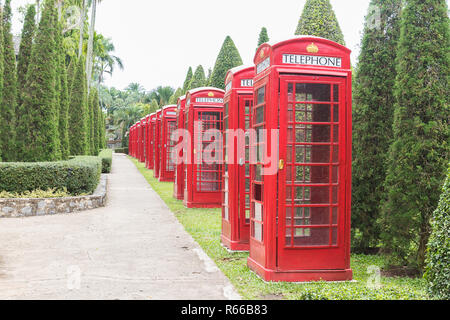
xmin=0 ymin=174 xmax=108 ymax=218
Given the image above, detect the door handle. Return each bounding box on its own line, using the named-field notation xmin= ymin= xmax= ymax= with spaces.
xmin=279 ymin=159 xmax=285 ymax=170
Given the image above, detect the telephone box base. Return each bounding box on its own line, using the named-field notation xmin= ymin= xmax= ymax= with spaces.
xmin=221 ymin=235 xmax=249 ymax=252
xmin=247 ymin=257 xmax=353 ymax=283
xmin=173 ymin=192 xmax=184 ymax=200
xmin=158 ymin=177 xmax=174 ymax=183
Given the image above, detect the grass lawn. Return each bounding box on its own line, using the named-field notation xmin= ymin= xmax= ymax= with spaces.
xmin=130 ymin=157 xmax=429 ymax=300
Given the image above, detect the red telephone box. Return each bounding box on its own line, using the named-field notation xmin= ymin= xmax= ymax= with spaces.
xmin=143 ymin=115 xmax=150 ymax=164
xmin=158 ymin=105 xmax=178 ymax=182
xmin=139 ymin=118 xmax=146 ymax=163
xmin=173 ymin=95 xmax=186 ymax=200
xmin=136 ymin=122 xmax=142 ymax=161
xmin=146 ymin=113 xmax=157 ymax=169
xmin=153 ymin=109 xmax=162 ymax=178
xmin=183 ymin=87 xmax=225 ymax=208
xmin=129 ymin=124 xmax=135 ymax=157
xmin=247 ymin=36 xmax=353 ymax=282
xmin=221 ymin=66 xmax=255 ymax=251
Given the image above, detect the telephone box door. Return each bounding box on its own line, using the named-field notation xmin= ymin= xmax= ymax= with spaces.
xmin=277 ymin=75 xmax=347 ymax=271
xmin=238 ymin=96 xmax=253 ymax=242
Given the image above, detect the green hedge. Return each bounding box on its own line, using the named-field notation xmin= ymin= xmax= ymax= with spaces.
xmin=114 ymin=148 xmax=128 ymax=154
xmin=425 ymin=165 xmax=450 ymax=300
xmin=98 ymin=149 xmax=113 ymax=173
xmin=0 ymin=156 xmax=101 ymax=195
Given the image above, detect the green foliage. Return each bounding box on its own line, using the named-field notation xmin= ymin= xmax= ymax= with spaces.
xmin=0 ymin=156 xmax=101 ymax=195
xmin=257 ymin=27 xmax=269 ymax=49
xmin=0 ymin=0 xmax=18 ymax=161
xmin=294 ymin=0 xmax=345 ymax=45
xmin=98 ymin=148 xmax=112 ymax=173
xmin=189 ymin=65 xmax=206 ymax=89
xmin=69 ymin=56 xmax=89 ymax=156
xmin=352 ymin=0 xmax=402 ymax=252
xmin=17 ymin=4 xmax=36 ymax=106
xmin=182 ymin=67 xmax=193 ymax=94
xmin=382 ymin=0 xmax=450 ymax=269
xmin=425 ymin=165 xmax=450 ymax=299
xmin=169 ymin=88 xmax=183 ymax=105
xmin=18 ymin=0 xmax=61 ymax=162
xmin=210 ymin=36 xmax=243 ymax=90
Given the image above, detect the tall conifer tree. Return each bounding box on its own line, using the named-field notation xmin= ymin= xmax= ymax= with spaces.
xmin=294 ymin=0 xmax=345 ymax=45
xmin=92 ymin=88 xmax=100 ymax=155
xmin=257 ymin=27 xmax=269 ymax=49
xmin=210 ymin=36 xmax=243 ymax=89
xmin=382 ymin=0 xmax=449 ymax=269
xmin=352 ymin=0 xmax=402 ymax=251
xmin=69 ymin=56 xmax=89 ymax=156
xmin=19 ymin=0 xmax=60 ymax=162
xmin=1 ymin=0 xmax=18 ymax=161
xmin=0 ymin=7 xmax=4 ymax=162
xmin=189 ymin=65 xmax=206 ymax=89
xmin=17 ymin=4 xmax=36 ymax=106
xmin=88 ymin=87 xmax=95 ymax=155
xmin=182 ymin=67 xmax=193 ymax=94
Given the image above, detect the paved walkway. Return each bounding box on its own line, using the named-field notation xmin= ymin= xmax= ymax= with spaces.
xmin=0 ymin=154 xmax=239 ymax=300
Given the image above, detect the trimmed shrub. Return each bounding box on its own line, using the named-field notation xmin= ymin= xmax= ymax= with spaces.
xmin=114 ymin=148 xmax=128 ymax=154
xmin=99 ymin=149 xmax=113 ymax=173
xmin=294 ymin=0 xmax=345 ymax=45
xmin=351 ymin=0 xmax=402 ymax=252
xmin=381 ymin=0 xmax=449 ymax=269
xmin=257 ymin=27 xmax=269 ymax=49
xmin=0 ymin=156 xmax=101 ymax=195
xmin=210 ymin=36 xmax=243 ymax=90
xmin=425 ymin=165 xmax=450 ymax=300
xmin=189 ymin=65 xmax=206 ymax=89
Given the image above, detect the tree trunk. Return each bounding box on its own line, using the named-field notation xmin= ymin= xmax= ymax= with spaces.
xmin=86 ymin=0 xmax=97 ymax=94
xmin=78 ymin=0 xmax=86 ymax=58
xmin=36 ymin=0 xmax=40 ymax=23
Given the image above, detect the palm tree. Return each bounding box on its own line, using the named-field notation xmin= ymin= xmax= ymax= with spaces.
xmin=86 ymin=0 xmax=101 ymax=92
xmin=93 ymin=35 xmax=123 ymax=86
xmin=78 ymin=0 xmax=87 ymax=58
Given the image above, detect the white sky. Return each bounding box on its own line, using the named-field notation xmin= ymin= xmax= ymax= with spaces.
xmin=12 ymin=0 xmax=372 ymax=91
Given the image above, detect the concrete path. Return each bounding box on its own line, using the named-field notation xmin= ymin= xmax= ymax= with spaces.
xmin=0 ymin=154 xmax=240 ymax=300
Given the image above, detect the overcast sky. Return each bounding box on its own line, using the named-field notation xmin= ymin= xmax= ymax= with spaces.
xmin=12 ymin=0 xmax=373 ymax=91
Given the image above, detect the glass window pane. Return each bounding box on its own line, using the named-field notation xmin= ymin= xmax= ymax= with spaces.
xmin=257 ymin=86 xmax=265 ymax=105
xmin=296 ymin=83 xmax=331 ymax=102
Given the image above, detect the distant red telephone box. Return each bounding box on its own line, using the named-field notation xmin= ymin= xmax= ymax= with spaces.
xmin=183 ymin=87 xmax=225 ymax=208
xmin=129 ymin=124 xmax=135 ymax=158
xmin=221 ymin=66 xmax=255 ymax=251
xmin=153 ymin=109 xmax=162 ymax=178
xmin=143 ymin=115 xmax=150 ymax=164
xmin=139 ymin=118 xmax=146 ymax=163
xmin=146 ymin=113 xmax=157 ymax=169
xmin=173 ymin=96 xmax=186 ymax=200
xmin=158 ymin=105 xmax=178 ymax=182
xmin=136 ymin=122 xmax=142 ymax=161
xmin=247 ymin=37 xmax=353 ymax=282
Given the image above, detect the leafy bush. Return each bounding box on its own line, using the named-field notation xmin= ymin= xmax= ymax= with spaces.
xmin=98 ymin=149 xmax=113 ymax=173
xmin=0 ymin=156 xmax=101 ymax=195
xmin=425 ymin=165 xmax=450 ymax=300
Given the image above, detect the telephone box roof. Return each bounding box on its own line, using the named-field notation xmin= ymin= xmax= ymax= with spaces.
xmin=227 ymin=65 xmax=254 ymax=76
xmin=187 ymin=87 xmax=225 ymax=95
xmin=162 ymin=105 xmax=177 ymax=110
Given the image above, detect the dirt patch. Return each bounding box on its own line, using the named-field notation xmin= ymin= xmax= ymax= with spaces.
xmin=381 ymin=266 xmax=421 ymax=278
xmin=258 ymin=293 xmax=285 ymax=300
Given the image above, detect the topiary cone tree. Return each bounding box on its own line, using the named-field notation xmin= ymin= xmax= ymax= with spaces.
xmin=189 ymin=65 xmax=206 ymax=89
xmin=351 ymin=0 xmax=402 ymax=252
xmin=295 ymin=0 xmax=345 ymax=45
xmin=0 ymin=7 xmax=4 ymax=162
xmin=0 ymin=0 xmax=18 ymax=161
xmin=182 ymin=67 xmax=193 ymax=94
xmin=382 ymin=0 xmax=449 ymax=270
xmin=257 ymin=27 xmax=269 ymax=50
xmin=209 ymin=36 xmax=243 ymax=90
xmin=17 ymin=4 xmax=36 ymax=107
xmin=18 ymin=0 xmax=61 ymax=162
xmin=69 ymin=56 xmax=89 ymax=156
